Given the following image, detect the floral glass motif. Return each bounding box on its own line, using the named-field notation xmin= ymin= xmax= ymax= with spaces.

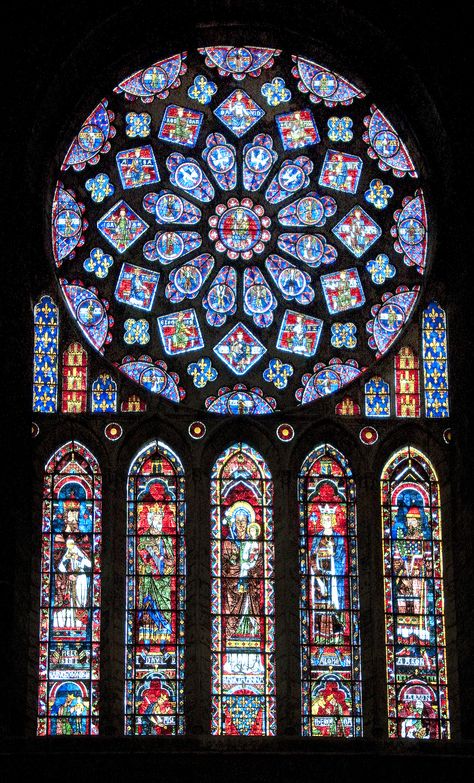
xmin=83 ymin=248 xmax=114 ymax=279
xmin=263 ymin=358 xmax=294 ymax=389
xmin=211 ymin=444 xmax=276 ymax=735
xmin=366 ymin=253 xmax=395 ymax=286
xmin=261 ymin=77 xmax=291 ymax=107
xmin=330 ymin=322 xmax=357 ymax=349
xmin=85 ymin=173 xmax=115 ymax=203
xmin=125 ymin=112 xmax=151 ymax=138
xmin=187 ymin=75 xmax=217 ymax=105
xmin=33 ymin=296 xmax=59 ymax=413
xmin=187 ymin=356 xmax=218 ymax=388
xmin=124 ymin=319 xmax=150 ymax=346
xmin=38 ymin=441 xmax=101 ymax=736
xmin=91 ymin=373 xmax=117 ymax=413
xmin=125 ymin=441 xmax=185 ymax=735
xmin=422 ymin=302 xmax=450 ymax=418
xmin=394 ymin=347 xmax=420 ymax=417
xmin=62 ymin=343 xmax=88 ymax=413
xmin=364 ymin=179 xmax=394 ymax=210
xmin=49 ymin=48 xmax=428 ymax=409
xmin=299 ymin=445 xmax=362 ymax=737
xmin=381 ymin=447 xmax=449 ymax=738
xmin=327 ymin=117 xmax=353 ymax=142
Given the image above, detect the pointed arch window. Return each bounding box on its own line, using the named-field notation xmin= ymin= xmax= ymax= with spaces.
xmin=210 ymin=443 xmax=276 ymax=735
xmin=299 ymin=444 xmax=362 ymax=737
xmin=381 ymin=446 xmax=449 ymax=738
xmin=125 ymin=441 xmax=186 ymax=735
xmin=38 ymin=441 xmax=101 ymax=735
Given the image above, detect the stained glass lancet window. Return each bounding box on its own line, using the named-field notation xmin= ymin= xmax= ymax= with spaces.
xmin=33 ymin=295 xmax=59 ymax=413
xmin=422 ymin=302 xmax=449 ymax=418
xmin=38 ymin=441 xmax=101 ymax=735
xmin=91 ymin=372 xmax=118 ymax=413
xmin=210 ymin=443 xmax=276 ymax=735
xmin=61 ymin=342 xmax=88 ymax=413
xmin=381 ymin=446 xmax=449 ymax=738
xmin=125 ymin=441 xmax=185 ymax=735
xmin=365 ymin=376 xmax=390 ymax=417
xmin=395 ymin=346 xmax=420 ymax=417
xmin=299 ymin=444 xmax=362 ymax=737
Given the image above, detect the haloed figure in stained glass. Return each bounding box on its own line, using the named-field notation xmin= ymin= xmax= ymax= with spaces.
xmin=222 ymin=502 xmax=264 ymax=673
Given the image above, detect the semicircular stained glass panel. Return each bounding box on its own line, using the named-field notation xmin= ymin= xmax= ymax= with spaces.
xmin=51 ymin=47 xmax=428 ymax=413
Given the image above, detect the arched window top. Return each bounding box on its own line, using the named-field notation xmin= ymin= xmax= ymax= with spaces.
xmin=129 ymin=439 xmax=184 ymax=477
xmin=381 ymin=444 xmax=439 ymax=488
xmin=299 ymin=442 xmax=354 ymax=480
xmin=50 ymin=47 xmax=430 ymax=415
xmin=45 ymin=439 xmax=100 ymax=476
xmin=211 ymin=441 xmax=272 ymax=482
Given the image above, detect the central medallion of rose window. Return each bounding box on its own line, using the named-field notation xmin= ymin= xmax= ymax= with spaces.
xmin=209 ymin=198 xmax=271 ymax=260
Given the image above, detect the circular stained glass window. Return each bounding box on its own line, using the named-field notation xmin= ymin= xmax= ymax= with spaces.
xmin=51 ymin=46 xmax=428 ymax=414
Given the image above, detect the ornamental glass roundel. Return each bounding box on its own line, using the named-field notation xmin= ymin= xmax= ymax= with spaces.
xmin=51 ymin=47 xmax=428 ymax=414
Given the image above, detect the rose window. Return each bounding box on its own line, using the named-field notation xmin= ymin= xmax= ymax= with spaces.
xmin=51 ymin=47 xmax=428 ymax=414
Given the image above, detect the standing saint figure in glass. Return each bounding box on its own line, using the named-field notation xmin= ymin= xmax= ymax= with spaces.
xmin=211 ymin=443 xmax=276 ymax=735
xmin=125 ymin=441 xmax=185 ymax=735
xmin=38 ymin=441 xmax=101 ymax=735
xmin=381 ymin=446 xmax=449 ymax=738
xmin=299 ymin=444 xmax=362 ymax=736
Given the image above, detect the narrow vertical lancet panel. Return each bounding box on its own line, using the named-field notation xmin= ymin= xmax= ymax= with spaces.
xmin=33 ymin=295 xmax=59 ymax=413
xmin=38 ymin=441 xmax=101 ymax=735
xmin=365 ymin=377 xmax=390 ymax=417
xmin=91 ymin=373 xmax=118 ymax=413
xmin=422 ymin=303 xmax=449 ymax=418
xmin=211 ymin=443 xmax=276 ymax=735
xmin=125 ymin=441 xmax=185 ymax=735
xmin=62 ymin=342 xmax=88 ymax=413
xmin=299 ymin=444 xmax=362 ymax=736
xmin=381 ymin=446 xmax=449 ymax=738
xmin=395 ymin=347 xmax=420 ymax=417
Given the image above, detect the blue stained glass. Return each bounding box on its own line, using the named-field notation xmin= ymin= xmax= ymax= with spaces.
xmin=261 ymin=77 xmax=291 ymax=107
xmin=422 ymin=302 xmax=449 ymax=418
xmin=166 ymin=152 xmax=214 ymax=202
xmin=242 ymin=134 xmax=277 ymax=191
xmin=265 ymin=255 xmax=315 ymax=305
xmin=91 ymin=373 xmax=118 ymax=412
xmin=187 ymin=74 xmax=217 ymax=104
xmin=202 ymin=133 xmax=237 ymax=191
xmin=243 ymin=266 xmax=277 ymax=327
xmin=202 ymin=266 xmax=237 ymax=326
xmin=143 ymin=190 xmax=201 ymax=225
xmin=166 ymin=253 xmax=214 ymax=303
xmin=365 ymin=377 xmax=390 ymax=417
xmin=143 ymin=230 xmax=201 ymax=264
xmin=265 ymin=156 xmax=313 ymax=204
xmin=187 ymin=356 xmax=218 ymax=388
xmin=33 ymin=296 xmax=59 ymax=413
